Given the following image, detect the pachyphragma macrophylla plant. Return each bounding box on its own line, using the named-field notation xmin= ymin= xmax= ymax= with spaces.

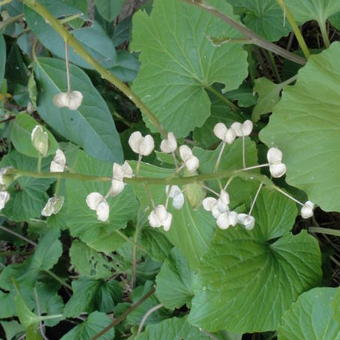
xmin=0 ymin=120 xmax=315 ymax=232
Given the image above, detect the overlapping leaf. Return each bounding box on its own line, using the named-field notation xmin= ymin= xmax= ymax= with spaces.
xmin=131 ymin=0 xmax=248 ymax=137
xmin=260 ymin=43 xmax=340 ymax=211
xmin=189 ymin=189 xmax=322 ymax=333
xmin=0 ymin=34 xmax=5 ymax=84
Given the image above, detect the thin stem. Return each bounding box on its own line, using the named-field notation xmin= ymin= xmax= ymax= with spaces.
xmin=0 ymin=225 xmax=37 ymax=246
xmin=0 ymin=13 xmax=24 ymax=31
xmin=273 ymin=186 xmax=304 ymax=206
xmin=44 ymin=270 xmax=72 ymax=291
xmin=21 ymin=0 xmax=167 ymax=137
xmin=39 ymin=314 xmax=63 ymax=321
xmin=137 ymin=304 xmax=164 ymax=336
xmin=34 ymin=287 xmax=48 ymax=340
xmin=202 ymin=185 xmax=219 ymax=196
xmin=276 ymin=0 xmax=310 ymax=58
xmin=319 ymin=20 xmax=330 ymax=48
xmin=136 ymin=154 xmax=142 ymax=176
xmin=180 ymin=0 xmax=305 ymax=65
xmin=65 ymin=40 xmax=71 ymax=93
xmin=266 ymin=50 xmax=281 ymax=83
xmin=114 ymin=229 xmax=149 ymax=255
xmin=309 ymin=227 xmax=340 ymax=237
xmin=242 ymin=136 xmax=246 ymax=168
xmin=248 ymin=182 xmax=263 ymax=215
xmin=131 ymin=224 xmax=140 ymax=289
xmin=214 ymin=142 xmax=226 ymax=172
xmin=242 ymin=163 xmax=269 ymax=171
xmin=205 ymin=86 xmax=240 ymax=112
xmin=91 ymin=287 xmax=156 ymax=340
xmin=224 ymin=176 xmax=234 ymax=190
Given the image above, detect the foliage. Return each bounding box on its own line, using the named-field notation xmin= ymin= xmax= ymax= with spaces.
xmin=0 ymin=0 xmax=339 ymax=339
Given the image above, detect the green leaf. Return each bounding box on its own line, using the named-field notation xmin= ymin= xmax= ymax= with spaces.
xmin=64 ymin=277 xmax=122 ymax=317
xmin=0 ymin=34 xmax=5 ymax=85
xmin=285 ymin=0 xmax=340 ymax=25
xmin=135 ymin=317 xmax=210 ymax=340
xmin=70 ymin=240 xmax=115 ymax=279
xmin=227 ymin=0 xmax=291 ymax=41
xmin=0 ymin=321 xmax=24 ymax=340
xmin=156 ymin=248 xmax=194 ymax=310
xmin=61 ymin=311 xmax=115 ymax=340
xmin=252 ymin=77 xmax=283 ymax=121
xmin=24 ymin=6 xmax=116 ymax=69
xmin=131 ymin=0 xmax=248 ymax=137
xmin=95 ymin=0 xmax=125 ymax=22
xmin=278 ymin=287 xmax=340 ymax=340
xmin=260 ymin=43 xmax=340 ymax=211
xmin=0 ymin=151 xmax=54 ymax=221
xmin=189 ymin=189 xmax=322 ymax=333
xmin=34 ymin=57 xmax=123 ymax=163
xmin=132 ymin=162 xmax=216 ymax=268
xmin=110 ymin=50 xmax=140 ymax=83
xmin=64 ymin=150 xmax=137 ymax=253
xmin=332 ymin=287 xmax=340 ymax=322
xmin=140 ymin=228 xmax=172 ymax=262
xmin=10 ymin=113 xmax=59 ymax=158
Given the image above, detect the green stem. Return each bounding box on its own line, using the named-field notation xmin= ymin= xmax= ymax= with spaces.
xmin=309 ymin=227 xmax=340 ymax=237
xmin=180 ymin=0 xmax=305 ymax=65
xmin=276 ymin=0 xmax=310 ymax=58
xmin=0 ymin=14 xmax=24 ymax=31
xmin=205 ymin=86 xmax=240 ymax=112
xmin=44 ymin=270 xmax=72 ymax=291
xmin=21 ymin=0 xmax=166 ymax=137
xmin=266 ymin=50 xmax=281 ymax=83
xmin=37 ymin=155 xmax=42 ymax=173
xmin=319 ymin=20 xmax=330 ymax=48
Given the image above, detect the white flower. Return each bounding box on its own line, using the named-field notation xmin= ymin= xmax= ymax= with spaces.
xmin=31 ymin=125 xmax=48 ymax=157
xmin=160 ymin=132 xmax=177 ymax=153
xmin=148 ymin=204 xmax=172 ymax=231
xmin=41 ymin=196 xmax=64 ymax=216
xmin=202 ymin=190 xmax=230 ymax=219
xmin=166 ymin=185 xmax=184 ymax=209
xmin=213 ymin=123 xmax=236 ymax=144
xmin=301 ymin=201 xmax=314 ymax=219
xmin=231 ymin=120 xmax=253 ymax=137
xmin=50 ymin=149 xmax=66 ymax=172
xmin=53 ymin=91 xmax=83 ymax=110
xmin=179 ymin=145 xmax=199 ymax=172
xmin=110 ymin=161 xmax=133 ymax=196
xmin=0 ymin=191 xmax=10 ymax=210
xmin=129 ymin=131 xmax=154 ymax=156
xmin=216 ymin=211 xmax=238 ymax=230
xmin=267 ymin=147 xmax=287 ymax=178
xmin=238 ymin=213 xmax=256 ymax=230
xmin=86 ymin=192 xmax=110 ymax=222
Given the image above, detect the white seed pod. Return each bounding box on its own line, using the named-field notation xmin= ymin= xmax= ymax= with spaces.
xmin=0 ymin=167 xmax=11 ymax=186
xmin=179 ymin=145 xmax=193 ymax=161
xmin=53 ymin=92 xmax=68 ymax=108
xmin=148 ymin=204 xmax=172 ymax=231
xmin=216 ymin=211 xmax=238 ymax=230
xmin=230 ymin=122 xmax=243 ymax=137
xmin=122 ymin=161 xmax=133 ymax=178
xmin=242 ymin=120 xmax=253 ymax=136
xmin=267 ymin=147 xmax=283 ymax=164
xmin=160 ymin=132 xmax=177 ymax=153
xmin=86 ymin=192 xmax=109 ymax=222
xmin=202 ymin=197 xmax=217 ymax=212
xmin=129 ymin=131 xmax=155 ymax=156
xmin=213 ymin=122 xmax=236 ymax=144
xmin=179 ymin=145 xmax=199 ymax=172
xmin=0 ymin=191 xmax=10 ymax=210
xmin=166 ymin=185 xmax=185 ymax=210
xmin=66 ymin=91 xmax=83 ymax=110
xmin=31 ymin=125 xmax=49 ymax=157
xmin=238 ymin=213 xmax=255 ymax=230
xmin=301 ymin=201 xmax=314 ymax=219
xmin=110 ymin=179 xmax=125 ymax=196
xmin=50 ymin=149 xmax=66 ymax=172
xmin=41 ymin=196 xmax=64 ymax=217
xmin=269 ymin=163 xmax=287 ymax=178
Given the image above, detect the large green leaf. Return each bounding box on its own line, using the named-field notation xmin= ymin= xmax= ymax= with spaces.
xmin=0 ymin=34 xmax=5 ymax=85
xmin=131 ymin=0 xmax=248 ymax=137
xmin=135 ymin=317 xmax=210 ymax=340
xmin=227 ymin=0 xmax=291 ymax=41
xmin=62 ymin=149 xmax=138 ymax=253
xmin=132 ymin=162 xmax=216 ymax=268
xmin=10 ymin=113 xmax=58 ymax=158
xmin=278 ymin=287 xmax=340 ymax=340
xmin=260 ymin=43 xmax=340 ymax=211
xmin=156 ymin=248 xmax=194 ymax=310
xmin=34 ymin=57 xmax=123 ymax=163
xmin=61 ymin=311 xmax=115 ymax=340
xmin=0 ymin=151 xmax=54 ymax=221
xmin=189 ymin=189 xmax=322 ymax=333
xmin=285 ymin=0 xmax=340 ymax=25
xmin=24 ymin=5 xmax=116 ymax=69
xmin=95 ymin=0 xmax=125 ymax=22
xmin=333 ymin=287 xmax=340 ymax=322
xmin=64 ymin=278 xmax=122 ymax=317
